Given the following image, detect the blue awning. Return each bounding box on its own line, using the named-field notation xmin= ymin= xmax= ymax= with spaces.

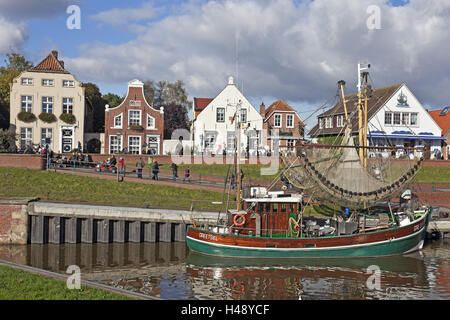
xmin=369 ymin=134 xmax=445 ymax=141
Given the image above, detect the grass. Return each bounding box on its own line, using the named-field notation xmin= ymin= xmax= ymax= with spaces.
xmin=0 ymin=265 xmax=131 ymax=300
xmin=414 ymin=166 xmax=450 ymax=183
xmin=0 ymin=167 xmax=225 ymax=211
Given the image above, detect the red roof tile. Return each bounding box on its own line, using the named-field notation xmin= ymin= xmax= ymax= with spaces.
xmin=29 ymin=50 xmax=69 ymax=74
xmin=193 ymin=97 xmax=213 ymax=118
xmin=429 ymin=108 xmax=450 ymax=136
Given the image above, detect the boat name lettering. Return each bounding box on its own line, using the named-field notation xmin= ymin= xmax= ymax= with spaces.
xmin=199 ymin=233 xmax=218 ymax=241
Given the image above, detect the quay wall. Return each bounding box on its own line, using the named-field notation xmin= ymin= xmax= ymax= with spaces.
xmin=0 ymin=198 xmax=223 ymax=244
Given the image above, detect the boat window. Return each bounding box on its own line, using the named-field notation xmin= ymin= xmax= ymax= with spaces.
xmin=289 ymin=203 xmax=294 ymax=213
xmin=258 ymin=202 xmax=264 ymax=212
xmin=273 ymin=203 xmax=278 ymax=213
xmin=281 ymin=203 xmax=287 ymax=213
xmin=265 ymin=203 xmax=271 ymax=212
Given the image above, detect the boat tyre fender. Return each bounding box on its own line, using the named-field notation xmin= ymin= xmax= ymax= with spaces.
xmin=233 ymin=213 xmax=246 ymax=227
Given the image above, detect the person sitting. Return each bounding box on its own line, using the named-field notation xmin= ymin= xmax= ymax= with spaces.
xmin=110 ymin=155 xmax=117 ymax=166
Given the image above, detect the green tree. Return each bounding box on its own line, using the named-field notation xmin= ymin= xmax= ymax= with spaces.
xmin=102 ymin=93 xmax=122 ymax=109
xmin=0 ymin=53 xmax=33 ymax=128
xmin=83 ymin=82 xmax=105 ymax=132
xmin=143 ymin=79 xmax=191 ymax=139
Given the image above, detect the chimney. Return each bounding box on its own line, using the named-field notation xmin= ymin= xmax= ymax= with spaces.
xmin=260 ymin=102 xmax=266 ymax=117
xmin=51 ymin=50 xmax=58 ymax=58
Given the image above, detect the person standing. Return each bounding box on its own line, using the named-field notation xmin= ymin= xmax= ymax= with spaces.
xmin=183 ymin=167 xmax=191 ymax=182
xmin=148 ymin=156 xmax=153 ymax=178
xmin=136 ymin=157 xmax=145 ymax=178
xmin=152 ymin=161 xmax=160 ymax=180
xmin=171 ymin=162 xmax=178 ymax=181
xmin=119 ymin=157 xmax=124 ymax=174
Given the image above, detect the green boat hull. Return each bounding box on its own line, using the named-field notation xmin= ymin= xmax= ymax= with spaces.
xmin=186 ymin=211 xmax=430 ymax=259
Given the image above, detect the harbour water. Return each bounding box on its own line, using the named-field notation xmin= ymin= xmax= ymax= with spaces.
xmin=0 ymin=238 xmax=448 ymax=300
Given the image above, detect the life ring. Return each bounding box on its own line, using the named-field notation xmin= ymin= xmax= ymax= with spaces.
xmin=232 ymin=282 xmax=245 ymax=294
xmin=233 ymin=213 xmax=246 ymax=227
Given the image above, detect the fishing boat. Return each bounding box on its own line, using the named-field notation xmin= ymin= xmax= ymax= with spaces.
xmin=186 ymin=64 xmax=431 ymax=259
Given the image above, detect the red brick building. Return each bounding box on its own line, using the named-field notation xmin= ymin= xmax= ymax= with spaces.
xmin=104 ymin=79 xmax=164 ymax=155
xmin=429 ymin=107 xmax=450 ymax=159
xmin=261 ymin=100 xmax=304 ymax=152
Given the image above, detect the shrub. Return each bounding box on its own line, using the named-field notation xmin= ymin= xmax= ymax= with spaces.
xmin=17 ymin=111 xmax=36 ymax=123
xmin=39 ymin=112 xmax=57 ymax=123
xmin=59 ymin=113 xmax=76 ymax=124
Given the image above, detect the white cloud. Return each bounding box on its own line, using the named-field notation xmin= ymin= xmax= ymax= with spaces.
xmin=0 ymin=17 xmax=28 ymax=54
xmin=65 ymin=0 xmax=450 ymax=113
xmin=91 ymin=1 xmax=162 ymax=27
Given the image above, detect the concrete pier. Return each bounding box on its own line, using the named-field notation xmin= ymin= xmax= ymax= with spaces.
xmin=20 ymin=201 xmax=223 ymax=244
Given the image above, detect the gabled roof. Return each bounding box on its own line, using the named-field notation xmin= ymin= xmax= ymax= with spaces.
xmin=429 ymin=107 xmax=450 ymax=137
xmin=193 ymin=97 xmax=213 ymax=119
xmin=28 ymin=50 xmax=69 ymax=74
xmin=309 ymin=83 xmax=403 ymax=137
xmin=265 ymin=99 xmax=303 ymax=123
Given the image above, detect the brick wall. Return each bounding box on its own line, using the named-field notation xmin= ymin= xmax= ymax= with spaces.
xmin=0 ymin=154 xmax=45 ymax=170
xmin=0 ymin=198 xmax=33 ymax=244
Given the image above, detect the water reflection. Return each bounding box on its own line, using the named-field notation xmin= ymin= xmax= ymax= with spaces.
xmin=0 ymin=239 xmax=448 ymax=300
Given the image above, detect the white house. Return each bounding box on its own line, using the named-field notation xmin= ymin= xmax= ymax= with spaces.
xmin=191 ymin=77 xmax=264 ymax=155
xmin=310 ymin=83 xmax=444 ymax=158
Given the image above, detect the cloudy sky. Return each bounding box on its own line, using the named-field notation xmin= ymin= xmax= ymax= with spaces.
xmin=0 ymin=0 xmax=449 ymax=131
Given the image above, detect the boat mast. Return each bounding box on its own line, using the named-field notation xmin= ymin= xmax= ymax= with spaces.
xmin=338 ymin=80 xmax=349 ymax=124
xmin=357 ymin=62 xmax=370 ymax=168
xmin=235 ymin=100 xmax=242 ymax=211
xmin=363 ymin=71 xmax=369 ymax=169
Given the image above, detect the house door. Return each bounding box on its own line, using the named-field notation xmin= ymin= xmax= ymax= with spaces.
xmin=60 ymin=126 xmax=74 ymax=153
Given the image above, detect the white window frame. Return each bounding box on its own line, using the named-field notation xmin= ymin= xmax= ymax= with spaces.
xmin=113 ymin=113 xmax=122 ymax=128
xmin=20 ymin=127 xmax=32 ymax=150
xmin=216 ymin=108 xmax=225 ymax=123
xmin=385 ymin=111 xmax=392 ymax=125
xmin=240 ymin=108 xmax=247 ymax=123
xmin=410 ymin=113 xmax=418 ymax=126
xmin=146 ymin=135 xmax=160 ymax=155
xmin=42 ymin=96 xmax=53 ymax=113
xmin=42 ymin=79 xmax=54 ymax=86
xmin=109 ymin=135 xmax=122 ymax=154
xmin=62 ymin=80 xmax=75 ymax=87
xmin=393 ymin=112 xmax=401 ymax=125
xmin=41 ymin=128 xmax=52 ymax=148
xmin=147 ymin=114 xmax=155 ymax=129
xmin=128 ymin=109 xmax=141 ymax=126
xmin=128 ymin=135 xmax=141 ymax=154
xmin=21 ymin=78 xmax=33 ymax=85
xmin=286 ymin=114 xmax=294 ymax=128
xmin=325 ymin=117 xmax=333 ymax=129
xmin=21 ymin=96 xmax=33 ymax=112
xmin=319 ymin=118 xmax=324 ymax=129
xmin=336 ymin=115 xmax=344 ymax=128
xmin=62 ymin=97 xmax=73 ymax=114
xmin=274 ymin=114 xmax=282 ymax=128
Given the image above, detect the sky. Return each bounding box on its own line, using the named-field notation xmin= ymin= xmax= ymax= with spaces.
xmin=0 ymin=0 xmax=449 ymax=132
